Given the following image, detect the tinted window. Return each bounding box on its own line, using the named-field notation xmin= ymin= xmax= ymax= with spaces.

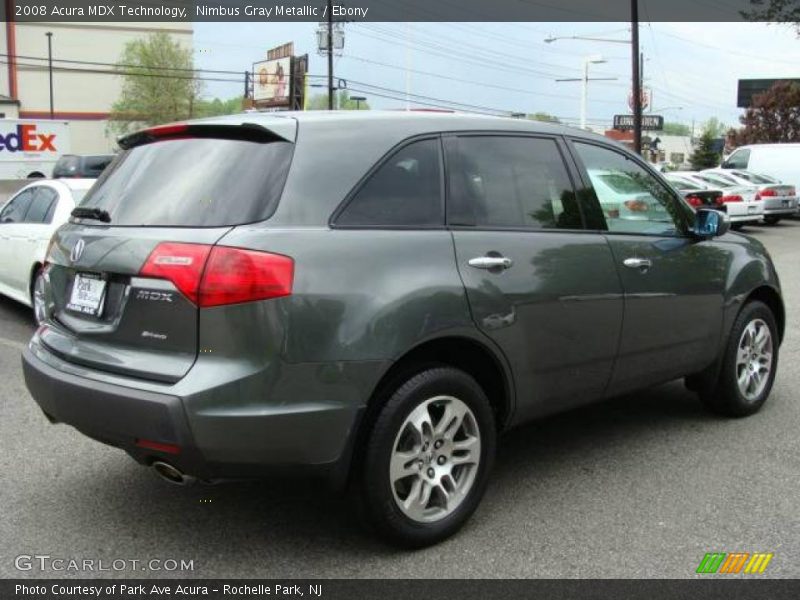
xmin=667 ymin=176 xmax=703 ymax=191
xmin=574 ymin=142 xmax=688 ymax=236
xmin=25 ymin=187 xmax=58 ymax=223
xmin=53 ymin=155 xmax=80 ymax=177
xmin=725 ymin=148 xmax=750 ymax=170
xmin=694 ymin=173 xmax=736 ymax=189
xmin=449 ymin=136 xmax=582 ymax=230
xmin=0 ymin=189 xmax=34 ymax=223
xmin=79 ymin=138 xmax=293 ymax=227
xmin=337 ymin=138 xmax=442 ymax=227
xmin=83 ymin=155 xmax=113 ymax=177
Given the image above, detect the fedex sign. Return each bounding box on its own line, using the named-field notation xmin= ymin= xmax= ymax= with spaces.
xmin=0 ymin=124 xmax=58 ymax=153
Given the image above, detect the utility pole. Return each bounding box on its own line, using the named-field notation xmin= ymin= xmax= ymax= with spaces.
xmin=327 ymin=0 xmax=334 ymax=110
xmin=631 ymin=0 xmax=642 ymax=154
xmin=46 ymin=32 xmax=54 ymax=119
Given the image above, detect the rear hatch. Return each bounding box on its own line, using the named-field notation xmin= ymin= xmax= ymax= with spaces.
xmin=40 ymin=119 xmax=296 ymax=383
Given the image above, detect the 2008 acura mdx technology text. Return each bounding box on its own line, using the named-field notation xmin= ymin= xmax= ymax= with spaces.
xmin=23 ymin=112 xmax=785 ymax=547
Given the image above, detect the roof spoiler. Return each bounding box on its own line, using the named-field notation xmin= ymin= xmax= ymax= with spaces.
xmin=117 ymin=121 xmax=295 ymax=150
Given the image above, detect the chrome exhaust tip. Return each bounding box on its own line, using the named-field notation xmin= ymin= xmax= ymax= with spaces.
xmin=152 ymin=461 xmax=196 ymax=486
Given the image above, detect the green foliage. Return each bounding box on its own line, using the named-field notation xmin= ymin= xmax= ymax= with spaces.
xmin=689 ymin=126 xmax=722 ymax=170
xmin=305 ymin=91 xmax=371 ymax=110
xmin=109 ymin=32 xmax=201 ymax=133
xmin=703 ymin=117 xmax=728 ymax=138
xmin=658 ymin=121 xmax=691 ymax=136
xmin=194 ymin=97 xmax=244 ymax=118
xmin=742 ymin=0 xmax=800 ymax=33
xmin=528 ymin=112 xmax=561 ymax=123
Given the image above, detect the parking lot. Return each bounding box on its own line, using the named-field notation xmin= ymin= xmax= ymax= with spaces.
xmin=0 ymin=220 xmax=798 ymax=579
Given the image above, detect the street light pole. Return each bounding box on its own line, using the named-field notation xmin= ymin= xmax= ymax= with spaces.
xmin=631 ymin=0 xmax=642 ymax=154
xmin=327 ymin=0 xmax=334 ymax=110
xmin=46 ymin=32 xmax=54 ymax=119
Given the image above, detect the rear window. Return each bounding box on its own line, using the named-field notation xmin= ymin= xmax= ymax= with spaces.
xmin=78 ymin=138 xmax=293 ymax=227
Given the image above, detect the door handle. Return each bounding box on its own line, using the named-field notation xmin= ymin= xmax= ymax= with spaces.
xmin=468 ymin=256 xmax=513 ymax=270
xmin=623 ymin=257 xmax=652 ymax=271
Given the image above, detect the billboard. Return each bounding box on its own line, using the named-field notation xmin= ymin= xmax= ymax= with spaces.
xmin=613 ymin=114 xmax=664 ymax=131
xmin=737 ymin=78 xmax=800 ymax=108
xmin=253 ymin=57 xmax=292 ymax=106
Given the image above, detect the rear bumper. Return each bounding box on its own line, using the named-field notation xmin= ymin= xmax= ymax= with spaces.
xmin=761 ymin=197 xmax=798 ymax=216
xmin=22 ymin=341 xmax=374 ymax=486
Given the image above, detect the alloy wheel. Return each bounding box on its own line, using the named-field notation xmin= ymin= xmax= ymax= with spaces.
xmin=390 ymin=395 xmax=481 ymax=523
xmin=735 ymin=318 xmax=773 ymax=402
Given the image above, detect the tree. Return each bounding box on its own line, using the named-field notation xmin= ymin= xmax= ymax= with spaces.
xmin=689 ymin=126 xmax=723 ymax=170
xmin=659 ymin=121 xmax=691 ymax=136
xmin=703 ymin=117 xmax=728 ymax=138
xmin=728 ymin=81 xmax=800 ymax=145
xmin=528 ymin=112 xmax=561 ymax=123
xmin=109 ymin=32 xmax=202 ymax=133
xmin=194 ymin=96 xmax=244 ymax=118
xmin=743 ymin=0 xmax=800 ymax=33
xmin=305 ymin=91 xmax=370 ymax=110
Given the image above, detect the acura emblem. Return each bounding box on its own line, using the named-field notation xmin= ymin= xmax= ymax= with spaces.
xmin=70 ymin=239 xmax=85 ymax=263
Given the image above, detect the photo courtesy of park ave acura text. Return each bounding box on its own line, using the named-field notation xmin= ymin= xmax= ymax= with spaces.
xmin=0 ymin=0 xmax=799 ymax=597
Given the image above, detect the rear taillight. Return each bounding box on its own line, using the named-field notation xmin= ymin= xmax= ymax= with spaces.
xmin=139 ymin=243 xmax=293 ymax=307
xmin=720 ymin=195 xmax=743 ymax=203
xmin=199 ymin=246 xmax=294 ymax=307
xmin=685 ymin=195 xmax=703 ymax=208
xmin=756 ymin=189 xmax=777 ymax=199
xmin=624 ymin=199 xmax=649 ymax=212
xmin=139 ymin=243 xmax=211 ymax=304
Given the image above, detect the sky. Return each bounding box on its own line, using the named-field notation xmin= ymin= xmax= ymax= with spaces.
xmin=193 ymin=20 xmax=800 ymax=132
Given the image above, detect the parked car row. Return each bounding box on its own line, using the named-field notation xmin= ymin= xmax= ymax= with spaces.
xmin=665 ymin=168 xmax=798 ymax=230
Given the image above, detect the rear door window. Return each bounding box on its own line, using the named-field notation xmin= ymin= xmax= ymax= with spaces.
xmin=78 ymin=138 xmax=293 ymax=227
xmin=336 ymin=138 xmax=443 ymax=227
xmin=448 ymin=135 xmax=583 ymax=230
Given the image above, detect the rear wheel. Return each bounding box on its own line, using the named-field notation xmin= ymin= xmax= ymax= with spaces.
xmin=31 ymin=267 xmax=47 ymax=325
xmin=359 ymin=367 xmax=496 ymax=547
xmin=763 ymin=215 xmax=781 ymax=225
xmin=700 ymin=301 xmax=778 ymax=417
xmin=730 ymin=223 xmax=743 ymax=231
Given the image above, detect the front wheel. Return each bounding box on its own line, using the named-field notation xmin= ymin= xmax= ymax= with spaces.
xmin=701 ymin=301 xmax=779 ymax=417
xmin=359 ymin=367 xmax=496 ymax=547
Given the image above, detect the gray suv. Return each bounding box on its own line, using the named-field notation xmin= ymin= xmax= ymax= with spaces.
xmin=23 ymin=112 xmax=784 ymax=547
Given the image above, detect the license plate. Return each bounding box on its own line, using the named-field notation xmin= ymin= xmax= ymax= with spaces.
xmin=67 ymin=273 xmax=107 ymax=316
xmin=782 ymin=199 xmax=789 ymax=206
xmin=748 ymin=206 xmax=758 ymax=214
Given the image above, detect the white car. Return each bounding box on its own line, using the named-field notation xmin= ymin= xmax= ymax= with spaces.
xmin=703 ymin=168 xmax=797 ymax=224
xmin=0 ymin=179 xmax=94 ymax=321
xmin=669 ymin=171 xmax=762 ymax=229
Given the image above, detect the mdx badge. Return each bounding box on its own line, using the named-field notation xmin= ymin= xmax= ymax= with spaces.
xmin=136 ymin=290 xmax=174 ymax=302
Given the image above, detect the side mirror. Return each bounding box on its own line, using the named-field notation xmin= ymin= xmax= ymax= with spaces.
xmin=692 ymin=208 xmax=730 ymax=240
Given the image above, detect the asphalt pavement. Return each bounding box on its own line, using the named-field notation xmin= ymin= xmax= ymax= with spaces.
xmin=1 ymin=221 xmax=799 ymax=578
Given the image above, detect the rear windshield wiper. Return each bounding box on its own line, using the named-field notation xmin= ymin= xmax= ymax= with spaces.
xmin=71 ymin=207 xmax=111 ymax=223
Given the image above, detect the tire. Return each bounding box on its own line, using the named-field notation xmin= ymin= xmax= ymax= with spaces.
xmin=700 ymin=301 xmax=779 ymax=417
xmin=31 ymin=267 xmax=47 ymax=325
xmin=731 ymin=223 xmax=743 ymax=231
xmin=359 ymin=366 xmax=496 ymax=548
xmin=763 ymin=215 xmax=781 ymax=225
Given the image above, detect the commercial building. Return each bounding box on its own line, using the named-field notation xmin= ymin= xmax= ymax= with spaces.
xmin=0 ymin=21 xmax=193 ymax=153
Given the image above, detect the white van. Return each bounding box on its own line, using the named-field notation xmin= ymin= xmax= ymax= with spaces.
xmin=722 ymin=144 xmax=800 ymax=215
xmin=0 ymin=119 xmax=71 ymax=179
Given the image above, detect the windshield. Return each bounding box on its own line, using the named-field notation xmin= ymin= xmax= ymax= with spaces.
xmin=78 ymin=137 xmax=293 ymax=227
xmin=695 ymin=173 xmax=736 ymax=188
